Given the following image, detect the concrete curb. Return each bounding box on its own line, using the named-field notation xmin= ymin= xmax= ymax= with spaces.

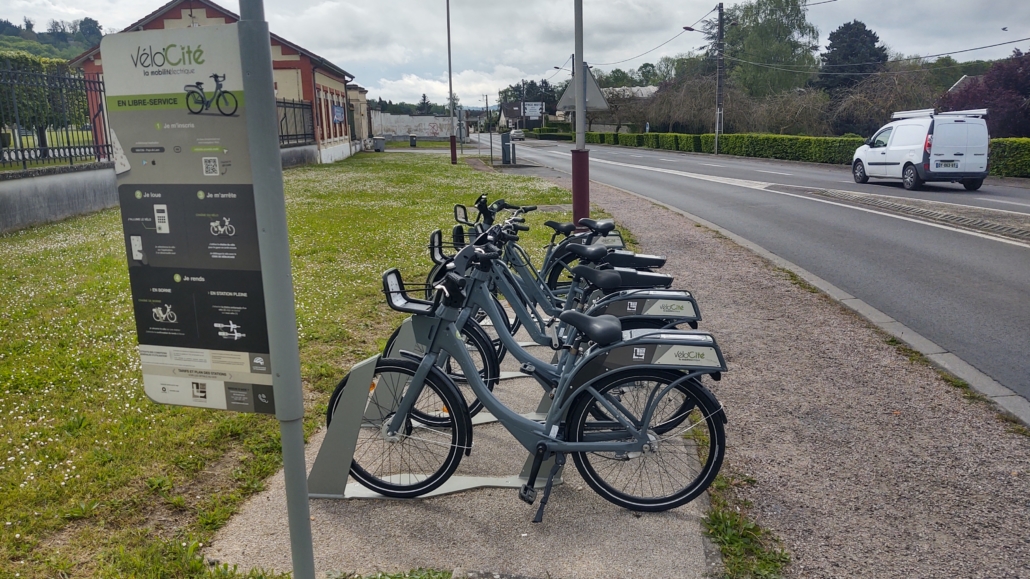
xmin=599 ymin=181 xmax=1030 ymax=428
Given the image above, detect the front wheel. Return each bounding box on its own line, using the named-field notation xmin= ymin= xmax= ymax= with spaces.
xmin=962 ymin=179 xmax=984 ymax=191
xmin=853 ymin=160 xmax=869 ymax=184
xmin=217 ymin=92 xmax=238 ymax=116
xmin=324 ymin=357 xmax=469 ymax=498
xmin=903 ymin=164 xmax=923 ymax=191
xmin=567 ymin=370 xmax=725 ymax=512
xmin=185 ymin=91 xmax=205 ymax=114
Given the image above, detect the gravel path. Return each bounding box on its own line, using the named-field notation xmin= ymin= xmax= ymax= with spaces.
xmin=585 ymin=179 xmax=1030 ymax=578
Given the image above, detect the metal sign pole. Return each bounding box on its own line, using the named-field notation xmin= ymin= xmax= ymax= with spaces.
xmin=237 ymin=1 xmax=315 ymax=577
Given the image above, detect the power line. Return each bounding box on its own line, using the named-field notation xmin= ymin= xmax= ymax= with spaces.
xmin=545 ymin=54 xmax=572 ymax=80
xmin=593 ymin=6 xmax=717 ymax=67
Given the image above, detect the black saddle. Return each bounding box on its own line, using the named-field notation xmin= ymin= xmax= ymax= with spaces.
xmin=566 ymin=243 xmax=609 ymax=263
xmin=571 ymin=265 xmax=622 ymax=291
xmin=194 ymin=81 xmax=204 ymax=88
xmin=578 ymin=218 xmax=616 ymax=235
xmin=602 ymin=249 xmax=666 ymax=269
xmin=558 ymin=310 xmax=622 ymax=346
xmin=544 ymin=220 xmax=576 ymax=236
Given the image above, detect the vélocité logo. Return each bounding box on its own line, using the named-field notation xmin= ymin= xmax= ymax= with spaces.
xmin=130 ymin=44 xmax=205 ymax=77
xmin=674 ymin=349 xmax=705 ymax=361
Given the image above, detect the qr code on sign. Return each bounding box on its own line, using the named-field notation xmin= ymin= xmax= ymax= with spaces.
xmin=202 ymin=157 xmax=220 ymax=177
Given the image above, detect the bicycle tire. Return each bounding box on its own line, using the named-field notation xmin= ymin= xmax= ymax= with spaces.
xmin=382 ymin=319 xmax=498 ymax=422
xmin=185 ymin=91 xmax=205 ymax=114
xmin=217 ymin=92 xmax=238 ymax=116
xmin=543 ymin=251 xmax=577 ymax=294
xmin=567 ymin=370 xmax=725 ymax=512
xmin=324 ymin=357 xmax=469 ymax=498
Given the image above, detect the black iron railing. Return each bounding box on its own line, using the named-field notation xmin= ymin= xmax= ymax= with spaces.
xmin=277 ymin=98 xmax=315 ymax=147
xmin=1 ymin=61 xmax=112 ymax=170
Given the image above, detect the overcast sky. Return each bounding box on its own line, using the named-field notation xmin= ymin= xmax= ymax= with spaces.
xmin=5 ymin=0 xmax=1029 ymax=105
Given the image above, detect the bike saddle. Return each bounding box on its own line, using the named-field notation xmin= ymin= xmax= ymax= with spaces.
xmin=566 ymin=243 xmax=609 ymax=263
xmin=610 ymin=267 xmax=673 ymax=289
xmin=544 ymin=220 xmax=576 ymax=236
xmin=558 ymin=310 xmax=622 ymax=347
xmin=602 ymin=249 xmax=666 ymax=269
xmin=578 ymin=218 xmax=616 ymax=235
xmin=195 ymin=81 xmax=204 ymax=87
xmin=571 ymin=265 xmax=622 ymax=291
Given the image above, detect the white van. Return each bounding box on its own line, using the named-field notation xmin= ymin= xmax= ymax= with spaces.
xmin=852 ymin=109 xmax=990 ymax=191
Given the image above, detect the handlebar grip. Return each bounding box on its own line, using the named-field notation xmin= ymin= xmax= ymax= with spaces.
xmin=514 ymin=224 xmax=530 ymax=232
xmin=512 ymin=217 xmax=526 ymax=223
xmin=522 ymin=205 xmax=537 ymax=212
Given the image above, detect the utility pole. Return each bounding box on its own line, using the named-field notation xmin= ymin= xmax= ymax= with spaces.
xmin=521 ymin=79 xmax=526 ymax=130
xmin=571 ymin=0 xmax=589 ymax=225
xmin=446 ymin=0 xmax=457 ymax=164
xmin=715 ymin=1 xmax=724 ymax=156
xmin=485 ymin=93 xmax=493 ymax=167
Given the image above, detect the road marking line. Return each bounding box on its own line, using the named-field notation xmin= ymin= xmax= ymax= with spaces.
xmin=755 ymin=169 xmax=793 ymax=176
xmin=658 ymin=158 xmax=676 ymax=162
xmin=977 ymin=197 xmax=1030 ymax=208
xmin=631 ymin=155 xmax=644 ymax=157
xmin=702 ymin=163 xmax=724 ymax=167
xmin=584 ymin=156 xmax=1030 ymax=248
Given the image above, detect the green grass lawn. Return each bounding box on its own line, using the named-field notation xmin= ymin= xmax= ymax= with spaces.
xmin=384 ymin=139 xmax=453 ymax=149
xmin=0 ymin=152 xmax=570 ymax=578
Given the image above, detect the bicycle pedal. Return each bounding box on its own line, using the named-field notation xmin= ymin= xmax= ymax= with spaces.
xmin=519 ymin=363 xmax=536 ymax=375
xmin=519 ymin=484 xmax=537 ymax=504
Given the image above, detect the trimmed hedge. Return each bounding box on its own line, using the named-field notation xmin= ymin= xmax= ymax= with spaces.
xmin=578 ymin=128 xmax=1030 ymax=177
xmin=537 ymin=133 xmax=573 ymax=141
xmin=989 ymin=138 xmax=1030 ymax=178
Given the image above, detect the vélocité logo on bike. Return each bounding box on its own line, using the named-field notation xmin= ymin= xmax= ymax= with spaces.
xmin=130 ymin=44 xmax=205 ymax=77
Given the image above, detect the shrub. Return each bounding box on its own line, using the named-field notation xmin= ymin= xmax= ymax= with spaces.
xmin=642 ymin=133 xmax=660 ymax=149
xmin=618 ymin=133 xmax=644 ymax=146
xmin=605 ymin=132 xmax=620 ymax=145
xmin=677 ymin=134 xmax=702 ymax=152
xmin=538 ymin=133 xmax=573 ymax=141
xmin=989 ymin=138 xmax=1030 ymax=177
xmin=585 ymin=132 xmax=602 ymax=144
xmin=549 ymin=121 xmax=572 ymax=132
xmin=658 ymin=133 xmax=678 ymax=150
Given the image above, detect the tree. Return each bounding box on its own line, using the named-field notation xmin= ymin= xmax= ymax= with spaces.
xmin=78 ymin=18 xmax=103 ymax=46
xmin=817 ymin=20 xmax=888 ymax=95
xmin=636 ymin=62 xmax=658 ymax=86
xmin=416 ymin=93 xmax=432 ymax=114
xmin=939 ymin=49 xmax=1030 ymax=137
xmin=23 ymin=18 xmax=34 ymax=33
xmin=707 ymin=0 xmax=820 ymax=97
xmin=47 ymin=20 xmax=69 ymax=43
xmin=597 ymin=68 xmax=636 ymax=88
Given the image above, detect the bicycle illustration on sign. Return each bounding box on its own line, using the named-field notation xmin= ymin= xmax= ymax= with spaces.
xmin=214 ymin=321 xmax=246 ymax=340
xmin=184 ymin=74 xmax=238 ymax=116
xmin=209 ymin=217 xmax=236 ymax=236
xmin=152 ymin=304 xmax=178 ymax=323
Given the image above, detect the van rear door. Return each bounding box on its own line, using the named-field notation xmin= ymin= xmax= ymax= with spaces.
xmin=966 ymin=121 xmax=989 ymax=174
xmin=930 ymin=119 xmax=969 ymax=174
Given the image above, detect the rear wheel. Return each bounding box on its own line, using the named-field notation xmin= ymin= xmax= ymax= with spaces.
xmin=962 ymin=179 xmax=984 ymax=191
xmin=185 ymin=91 xmax=204 ymax=114
xmin=567 ymin=370 xmax=725 ymax=512
xmin=903 ymin=164 xmax=922 ymax=190
xmin=852 ymin=160 xmax=869 ymax=184
xmin=324 ymin=357 xmax=468 ymax=498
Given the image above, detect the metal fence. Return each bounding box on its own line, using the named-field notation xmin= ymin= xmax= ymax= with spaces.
xmin=277 ymin=98 xmax=315 ymax=147
xmin=1 ymin=62 xmax=111 ymax=170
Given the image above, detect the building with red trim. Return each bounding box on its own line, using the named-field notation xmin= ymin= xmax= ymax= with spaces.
xmin=70 ymin=0 xmax=368 ymax=164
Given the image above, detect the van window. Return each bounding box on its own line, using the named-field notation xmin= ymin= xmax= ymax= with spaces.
xmin=967 ymin=124 xmax=989 ymax=147
xmin=934 ymin=123 xmax=967 ymax=148
xmin=890 ymin=125 xmax=925 ymax=148
xmin=872 ymin=128 xmax=892 ymax=148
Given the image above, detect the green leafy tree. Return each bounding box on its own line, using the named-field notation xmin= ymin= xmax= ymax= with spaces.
xmin=78 ymin=17 xmax=103 ymax=46
xmin=816 ymin=20 xmax=888 ymax=95
xmin=707 ymin=0 xmax=820 ymax=97
xmin=636 ymin=62 xmax=658 ymax=85
xmin=415 ymin=93 xmax=432 ymax=114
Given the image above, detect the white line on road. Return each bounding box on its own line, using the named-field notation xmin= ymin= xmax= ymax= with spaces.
xmin=755 ymin=169 xmax=793 ymax=176
xmin=977 ymin=197 xmax=1030 ymax=208
xmin=659 ymin=158 xmax=677 ymax=162
xmin=582 ymin=155 xmax=1030 ymax=249
xmin=702 ymin=163 xmax=724 ymax=167
xmin=631 ymin=155 xmax=644 ymax=157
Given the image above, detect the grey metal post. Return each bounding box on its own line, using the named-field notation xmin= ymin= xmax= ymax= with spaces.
xmin=715 ymin=2 xmax=724 ymax=156
xmin=446 ymin=0 xmax=457 ymax=163
xmin=486 ymin=94 xmax=494 ymax=167
xmin=574 ymin=0 xmax=586 ymax=151
xmin=237 ymin=1 xmax=315 ymax=578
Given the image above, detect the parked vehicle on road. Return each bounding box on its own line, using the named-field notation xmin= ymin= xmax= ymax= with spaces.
xmin=852 ymin=109 xmax=989 ymax=191
xmin=510 ymin=129 xmax=525 ymax=141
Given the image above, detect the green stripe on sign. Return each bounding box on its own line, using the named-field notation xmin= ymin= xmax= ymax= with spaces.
xmin=106 ymin=92 xmax=245 ymax=111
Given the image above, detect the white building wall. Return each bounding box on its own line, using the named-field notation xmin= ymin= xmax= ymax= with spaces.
xmin=371 ymin=111 xmax=455 ymax=138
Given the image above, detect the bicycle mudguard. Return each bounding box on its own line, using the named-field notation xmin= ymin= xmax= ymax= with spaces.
xmin=569 ymin=329 xmax=727 ymax=390
xmin=585 ymin=289 xmax=701 ymax=324
xmin=602 ymin=249 xmax=666 ymax=270
xmin=610 ymin=267 xmax=673 ymax=289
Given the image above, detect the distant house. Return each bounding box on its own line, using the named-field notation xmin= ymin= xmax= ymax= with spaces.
xmin=498 ymin=102 xmax=545 ymax=131
xmin=948 ymin=75 xmax=982 ymax=93
xmin=68 ymin=0 xmax=362 ymax=164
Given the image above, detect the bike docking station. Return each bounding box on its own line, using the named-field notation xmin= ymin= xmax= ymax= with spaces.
xmin=102 ymin=1 xmax=316 ymax=577
xmin=308 ymin=315 xmax=564 ymax=500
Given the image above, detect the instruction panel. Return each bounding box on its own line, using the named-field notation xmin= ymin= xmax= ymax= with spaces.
xmin=102 ymin=24 xmax=274 ymax=414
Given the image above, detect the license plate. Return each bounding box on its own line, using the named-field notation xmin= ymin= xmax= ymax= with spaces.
xmin=936 ymin=161 xmax=959 ymax=169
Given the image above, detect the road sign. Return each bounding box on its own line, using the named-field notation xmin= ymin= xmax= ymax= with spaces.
xmin=523 ymin=102 xmax=544 ymax=119
xmin=557 ymin=67 xmax=608 ymax=111
xmin=103 ymin=25 xmax=274 ymax=414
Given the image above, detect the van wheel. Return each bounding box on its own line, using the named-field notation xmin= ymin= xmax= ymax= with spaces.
xmin=903 ymin=165 xmax=922 ymax=190
xmin=962 ymin=179 xmax=984 ymax=191
xmin=852 ymin=161 xmax=869 ymax=184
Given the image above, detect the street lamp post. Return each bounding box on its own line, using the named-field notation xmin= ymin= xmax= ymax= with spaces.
xmin=571 ymin=0 xmax=589 ymax=226
xmin=446 ymin=0 xmax=457 ymax=164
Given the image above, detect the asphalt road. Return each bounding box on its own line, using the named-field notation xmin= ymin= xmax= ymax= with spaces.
xmin=478 ymin=135 xmax=1030 ymax=401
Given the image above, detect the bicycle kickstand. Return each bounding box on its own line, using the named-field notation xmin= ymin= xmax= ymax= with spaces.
xmin=532 ymin=452 xmax=566 ymax=524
